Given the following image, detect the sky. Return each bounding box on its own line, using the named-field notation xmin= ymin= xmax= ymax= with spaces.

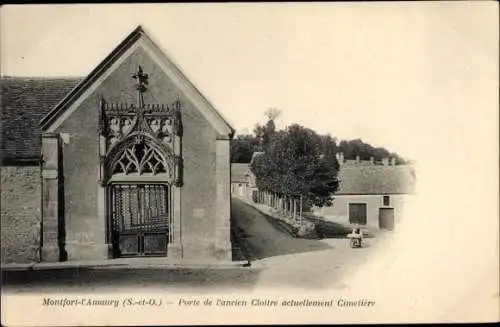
xmin=1 ymin=3 xmax=498 ymax=161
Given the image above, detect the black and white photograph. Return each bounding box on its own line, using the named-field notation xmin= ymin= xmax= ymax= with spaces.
xmin=1 ymin=3 xmax=498 ymax=325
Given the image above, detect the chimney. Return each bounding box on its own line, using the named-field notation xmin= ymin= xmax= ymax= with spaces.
xmin=391 ymin=157 xmax=396 ymax=166
xmin=355 ymin=155 xmax=360 ymax=164
xmin=370 ymin=156 xmax=374 ymax=165
xmin=382 ymin=157 xmax=389 ymax=166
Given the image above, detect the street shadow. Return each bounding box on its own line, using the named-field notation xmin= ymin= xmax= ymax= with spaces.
xmin=1 ymin=266 xmax=262 ymax=294
xmin=302 ymin=213 xmax=376 ymax=239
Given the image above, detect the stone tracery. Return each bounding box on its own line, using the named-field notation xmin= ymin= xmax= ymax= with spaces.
xmin=98 ymin=66 xmax=183 ymax=185
xmin=111 ymin=141 xmax=169 ymax=176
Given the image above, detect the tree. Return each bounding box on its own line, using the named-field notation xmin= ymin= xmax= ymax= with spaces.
xmin=230 ymin=134 xmax=259 ymax=163
xmin=230 ymin=108 xmax=283 ymax=163
xmin=262 ymin=119 xmax=276 ymax=148
xmin=251 ymin=124 xmax=339 ymax=208
xmin=336 ymin=138 xmax=406 ymax=164
xmin=264 ymin=107 xmax=282 ymax=121
xmin=320 ymin=134 xmax=338 ymax=158
xmin=254 ymin=107 xmax=281 ymax=151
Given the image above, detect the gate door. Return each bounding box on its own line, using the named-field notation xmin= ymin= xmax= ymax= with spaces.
xmin=110 ymin=184 xmax=169 ymax=257
xmin=349 ymin=203 xmax=367 ymax=225
xmin=379 ymin=208 xmax=395 ymax=230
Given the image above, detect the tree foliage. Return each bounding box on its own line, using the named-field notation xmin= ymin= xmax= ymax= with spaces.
xmin=264 ymin=107 xmax=282 ymax=121
xmin=232 ymin=134 xmax=406 ymax=165
xmin=231 ymin=109 xmax=409 ymax=208
xmin=251 ymin=124 xmax=340 ymax=208
xmin=338 ymin=138 xmax=406 ymax=164
xmin=230 ymin=134 xmax=259 ymax=163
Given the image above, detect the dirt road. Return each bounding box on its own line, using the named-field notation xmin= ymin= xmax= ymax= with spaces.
xmin=230 ymin=198 xmax=380 ymax=290
xmin=2 ymin=198 xmax=380 ymax=293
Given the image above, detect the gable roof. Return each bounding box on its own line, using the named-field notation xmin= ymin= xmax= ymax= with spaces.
xmin=1 ymin=26 xmax=237 ymax=163
xmin=40 ymin=25 xmax=235 ymax=137
xmin=231 ymin=163 xmax=250 ymax=183
xmin=336 ymin=165 xmax=416 ymax=195
xmin=1 ymin=76 xmax=82 ymax=162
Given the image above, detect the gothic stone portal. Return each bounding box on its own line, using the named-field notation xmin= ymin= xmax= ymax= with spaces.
xmin=101 ymin=66 xmax=183 ymax=258
xmin=38 ymin=27 xmax=234 ymax=264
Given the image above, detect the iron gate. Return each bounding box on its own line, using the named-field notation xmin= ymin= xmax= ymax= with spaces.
xmin=109 ymin=184 xmax=170 ymax=257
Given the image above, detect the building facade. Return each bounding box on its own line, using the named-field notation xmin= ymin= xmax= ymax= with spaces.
xmin=229 ymin=152 xmax=262 ymax=201
xmin=1 ymin=26 xmax=235 ymax=264
xmin=312 ymin=164 xmax=416 ymax=230
xmin=230 ymin=163 xmax=250 ymax=197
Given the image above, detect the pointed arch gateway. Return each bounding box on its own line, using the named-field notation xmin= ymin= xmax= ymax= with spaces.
xmin=36 ymin=26 xmax=236 ymax=263
xmin=99 ymin=66 xmax=183 ymax=258
xmin=105 ymin=133 xmax=175 ymax=181
xmin=104 ymin=134 xmax=175 ymax=257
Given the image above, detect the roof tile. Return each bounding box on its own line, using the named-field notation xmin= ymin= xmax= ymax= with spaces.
xmin=1 ymin=77 xmax=82 ymax=160
xmin=337 ymin=165 xmax=416 ymax=195
xmin=231 ymin=163 xmax=250 ymax=183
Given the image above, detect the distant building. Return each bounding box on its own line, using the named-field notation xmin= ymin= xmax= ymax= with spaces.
xmin=312 ymin=164 xmax=416 ymax=230
xmin=230 ymin=163 xmax=250 ymax=197
xmin=230 ymin=151 xmax=262 ymax=200
xmin=336 ymin=152 xmax=399 ymax=166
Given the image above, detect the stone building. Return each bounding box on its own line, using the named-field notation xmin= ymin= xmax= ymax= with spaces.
xmin=230 ymin=163 xmax=250 ymax=197
xmin=312 ymin=164 xmax=416 ymax=230
xmin=1 ymin=26 xmax=235 ymax=264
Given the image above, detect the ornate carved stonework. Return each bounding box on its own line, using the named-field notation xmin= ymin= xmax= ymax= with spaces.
xmin=99 ymin=101 xmax=181 ymax=148
xmin=112 ymin=141 xmax=169 ymax=176
xmin=99 ymin=66 xmax=183 ymax=185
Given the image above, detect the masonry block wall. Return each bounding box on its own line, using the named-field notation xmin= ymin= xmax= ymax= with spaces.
xmin=0 ymin=166 xmax=41 ymax=263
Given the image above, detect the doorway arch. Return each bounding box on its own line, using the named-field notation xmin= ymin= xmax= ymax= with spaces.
xmin=104 ymin=133 xmax=175 ymax=257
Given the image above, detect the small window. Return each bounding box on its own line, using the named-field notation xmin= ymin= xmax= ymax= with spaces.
xmin=238 ymin=183 xmax=242 ymax=187
xmin=383 ymin=195 xmax=390 ymax=206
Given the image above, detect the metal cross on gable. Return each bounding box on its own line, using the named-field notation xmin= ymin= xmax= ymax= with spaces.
xmin=128 ymin=66 xmax=182 ymax=137
xmin=132 ymin=65 xmax=149 ymax=92
xmin=132 ymin=66 xmax=149 ymax=109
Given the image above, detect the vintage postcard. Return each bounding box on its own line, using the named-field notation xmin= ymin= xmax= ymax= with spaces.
xmin=1 ymin=2 xmax=498 ymax=325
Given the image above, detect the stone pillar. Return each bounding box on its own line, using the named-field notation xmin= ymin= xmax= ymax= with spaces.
xmin=214 ymin=135 xmax=232 ymax=261
xmin=167 ymin=184 xmax=183 ymax=258
xmin=97 ymin=135 xmax=113 ymax=258
xmin=167 ymin=129 xmax=183 ymax=258
xmin=41 ymin=133 xmax=62 ymax=262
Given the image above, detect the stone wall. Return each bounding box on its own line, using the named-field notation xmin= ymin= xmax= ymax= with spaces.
xmin=1 ymin=166 xmax=41 ymax=263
